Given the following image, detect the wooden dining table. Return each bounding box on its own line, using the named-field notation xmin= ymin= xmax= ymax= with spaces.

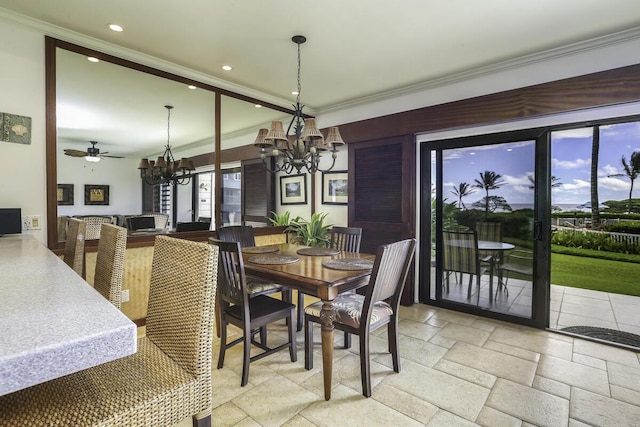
xmin=241 ymin=243 xmax=375 ymax=400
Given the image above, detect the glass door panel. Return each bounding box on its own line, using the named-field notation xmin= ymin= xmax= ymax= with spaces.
xmin=431 ymin=139 xmax=537 ymax=319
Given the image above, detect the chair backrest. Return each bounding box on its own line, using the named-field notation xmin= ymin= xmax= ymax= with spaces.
xmin=330 ymin=226 xmax=362 ymax=253
xmin=63 ymin=218 xmax=85 ymax=276
xmin=81 ymin=216 xmax=114 ymax=240
xmin=146 ymin=236 xmax=218 ymax=382
xmin=217 ymin=225 xmax=256 ymax=248
xmin=208 ymin=238 xmax=249 ymax=309
xmin=361 ymin=238 xmax=416 ymax=330
xmin=476 ymin=222 xmax=503 ymax=243
xmin=442 ymin=229 xmax=480 ymax=274
xmin=175 ymin=221 xmax=211 ymax=232
xmin=147 ymin=212 xmax=169 ymax=230
xmin=125 ymin=215 xmax=156 ymax=231
xmin=93 ymin=223 xmax=127 ymax=309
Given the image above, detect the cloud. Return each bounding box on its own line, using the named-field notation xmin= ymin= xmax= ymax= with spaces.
xmin=601 ymin=164 xmax=618 ymax=176
xmin=600 ymin=176 xmax=630 ymax=191
xmin=560 ymin=179 xmax=590 ymax=191
xmin=552 ymin=157 xmax=590 ymax=169
xmin=552 ymin=128 xmax=594 ymax=140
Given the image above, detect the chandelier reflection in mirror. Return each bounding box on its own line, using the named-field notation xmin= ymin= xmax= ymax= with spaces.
xmin=138 ymin=105 xmax=195 ymax=185
xmin=254 ymin=35 xmax=345 ymax=175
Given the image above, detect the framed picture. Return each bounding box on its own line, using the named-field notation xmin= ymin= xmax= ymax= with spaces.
xmin=280 ymin=174 xmax=307 ymax=205
xmin=57 ymin=184 xmax=74 ymax=206
xmin=322 ymin=171 xmax=348 ymax=205
xmin=84 ymin=184 xmax=110 ymax=205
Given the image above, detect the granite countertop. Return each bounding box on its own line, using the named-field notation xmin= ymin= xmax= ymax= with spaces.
xmin=0 ymin=234 xmax=137 ymax=396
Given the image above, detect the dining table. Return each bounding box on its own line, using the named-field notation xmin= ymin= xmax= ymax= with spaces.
xmin=478 ymin=240 xmax=515 ymax=298
xmin=241 ymin=243 xmax=375 ymax=400
xmin=0 ymin=234 xmax=137 ymax=396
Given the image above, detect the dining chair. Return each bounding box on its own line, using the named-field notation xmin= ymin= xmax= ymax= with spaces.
xmin=147 ymin=212 xmax=169 ymax=230
xmin=93 ymin=223 xmax=127 ymax=309
xmin=442 ymin=229 xmax=487 ymax=299
xmin=81 ymin=215 xmax=114 ymax=240
xmin=476 ymin=221 xmax=503 ymax=288
xmin=304 ymin=238 xmax=416 ymax=397
xmin=498 ymin=249 xmax=533 ymax=295
xmin=0 ymin=236 xmax=218 ymax=427
xmin=211 ymin=238 xmax=297 ymax=386
xmin=296 ymin=226 xmax=363 ymax=332
xmin=63 ymin=218 xmax=86 ymax=278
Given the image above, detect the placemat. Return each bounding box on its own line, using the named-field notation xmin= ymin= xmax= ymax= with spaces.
xmin=249 ymin=254 xmax=299 ymax=265
xmin=322 ymin=258 xmax=374 ymax=271
xmin=297 ymin=247 xmax=340 ymax=256
xmin=242 ymin=245 xmax=279 ymax=254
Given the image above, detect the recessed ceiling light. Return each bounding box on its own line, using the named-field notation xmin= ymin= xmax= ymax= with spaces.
xmin=255 ymin=104 xmax=262 ymax=108
xmin=87 ymin=57 xmax=99 ymax=63
xmin=222 ymin=65 xmax=232 ymax=71
xmin=187 ymin=85 xmax=197 ymax=90
xmin=108 ymin=24 xmax=123 ymax=32
xmin=291 ymin=91 xmax=299 ymax=96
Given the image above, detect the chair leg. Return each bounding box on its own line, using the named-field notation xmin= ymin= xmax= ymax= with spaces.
xmin=193 ymin=414 xmax=211 ymax=427
xmin=259 ymin=326 xmax=267 ymax=346
xmin=217 ymin=320 xmax=227 ymax=369
xmin=241 ymin=324 xmax=251 ymax=386
xmin=297 ymin=291 xmax=304 ymax=332
xmin=359 ymin=331 xmax=372 ymax=397
xmin=304 ymin=316 xmax=313 ymax=370
xmin=288 ymin=308 xmax=297 ymax=362
xmin=344 ymin=331 xmax=351 ymax=349
xmin=388 ymin=320 xmax=400 ymax=373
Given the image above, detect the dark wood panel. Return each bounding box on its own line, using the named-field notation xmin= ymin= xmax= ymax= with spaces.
xmin=241 ymin=159 xmax=274 ymax=225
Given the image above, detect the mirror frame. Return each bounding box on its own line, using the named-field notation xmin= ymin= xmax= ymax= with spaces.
xmin=45 ymin=36 xmax=293 ymax=249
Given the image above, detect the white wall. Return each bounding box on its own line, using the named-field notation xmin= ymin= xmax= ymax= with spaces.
xmin=0 ymin=18 xmax=46 ymax=243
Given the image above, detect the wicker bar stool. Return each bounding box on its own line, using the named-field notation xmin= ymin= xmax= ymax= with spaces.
xmin=93 ymin=223 xmax=127 ymax=309
xmin=63 ymin=217 xmax=86 ymax=278
xmin=0 ymin=236 xmax=218 ymax=427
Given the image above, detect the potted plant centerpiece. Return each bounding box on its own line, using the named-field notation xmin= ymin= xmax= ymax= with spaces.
xmin=286 ymin=212 xmax=332 ymax=248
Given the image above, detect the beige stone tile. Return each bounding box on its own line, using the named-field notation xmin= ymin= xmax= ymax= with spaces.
xmin=611 ymin=384 xmax=640 ymax=406
xmin=609 ymin=293 xmax=640 ymax=306
xmin=568 ymin=419 xmax=593 ymax=427
xmin=429 ymin=334 xmax=458 ymax=349
xmin=398 ymin=304 xmax=438 ymax=322
xmin=573 ymin=339 xmax=640 ymax=368
xmin=476 ymin=406 xmax=522 ymax=427
xmin=426 ymin=410 xmax=480 ymax=426
xmin=211 ymin=367 xmax=256 ymax=409
xmin=300 ymin=384 xmax=423 ymax=427
xmin=532 ymin=375 xmax=571 ymax=400
xmin=570 ymin=387 xmax=640 ymax=427
xmin=608 ymin=361 xmax=640 ymax=393
xmin=429 ymin=310 xmax=479 ymax=326
xmin=537 ymin=355 xmax=610 ymax=397
xmin=398 ymin=318 xmax=442 ymax=341
xmin=483 ymin=340 xmax=541 ymax=363
xmin=432 ymin=323 xmax=491 ymax=347
xmin=618 ymin=323 xmax=640 ymax=336
xmin=471 ymin=318 xmax=497 ymax=333
xmin=281 ymin=415 xmax=318 ymax=427
xmin=444 ymin=342 xmax=537 ymax=386
xmin=560 ymin=301 xmax=615 ymax=321
xmin=232 ymin=416 xmax=262 ymax=427
xmin=489 ymin=327 xmax=573 ymax=360
xmin=563 ymin=287 xmax=609 ymax=300
xmin=571 ymin=352 xmax=607 ymax=370
xmin=373 ymin=382 xmax=438 ymax=424
xmin=434 ymin=359 xmax=497 ymax=389
xmin=487 ymin=379 xmax=569 ymax=427
xmin=557 ymin=312 xmax=619 ymax=330
xmin=232 ymin=375 xmax=317 ymax=426
xmin=426 ymin=315 xmax=450 ymax=328
xmin=210 ymin=402 xmax=248 ymax=427
xmin=397 ymin=334 xmax=448 ymax=367
xmin=383 ymin=359 xmax=489 ymax=421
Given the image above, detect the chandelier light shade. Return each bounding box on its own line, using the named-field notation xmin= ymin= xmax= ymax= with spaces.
xmin=254 ymin=35 xmax=345 ymax=174
xmin=138 ymin=105 xmax=195 ymax=186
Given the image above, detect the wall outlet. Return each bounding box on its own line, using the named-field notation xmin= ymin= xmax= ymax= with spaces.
xmin=30 ymin=215 xmax=41 ymax=230
xmin=121 ymin=289 xmax=130 ymax=303
xmin=22 ymin=216 xmax=32 ymax=231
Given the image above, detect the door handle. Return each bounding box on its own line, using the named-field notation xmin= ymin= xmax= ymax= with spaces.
xmin=534 ymin=221 xmax=543 ymax=241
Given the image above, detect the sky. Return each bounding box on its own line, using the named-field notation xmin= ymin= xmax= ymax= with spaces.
xmin=435 ymin=121 xmax=640 ymax=210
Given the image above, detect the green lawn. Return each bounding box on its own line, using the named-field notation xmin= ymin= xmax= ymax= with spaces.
xmin=551 ymin=253 xmax=640 ymax=297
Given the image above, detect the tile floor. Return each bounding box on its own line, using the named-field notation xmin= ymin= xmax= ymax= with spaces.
xmin=166 ymin=301 xmax=640 ymax=427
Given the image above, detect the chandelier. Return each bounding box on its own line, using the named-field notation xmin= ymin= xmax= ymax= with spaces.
xmin=254 ymin=35 xmax=345 ymax=175
xmin=138 ymin=105 xmax=195 ymax=185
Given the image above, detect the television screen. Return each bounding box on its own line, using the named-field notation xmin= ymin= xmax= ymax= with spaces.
xmin=0 ymin=208 xmax=22 ymax=235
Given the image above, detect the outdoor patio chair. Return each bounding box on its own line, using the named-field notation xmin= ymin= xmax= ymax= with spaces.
xmin=442 ymin=229 xmax=487 ymax=300
xmin=498 ymin=249 xmax=533 ymax=295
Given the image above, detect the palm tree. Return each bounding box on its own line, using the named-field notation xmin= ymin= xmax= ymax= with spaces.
xmin=473 ymin=171 xmax=505 ymax=218
xmin=590 ymin=126 xmax=600 ymax=229
xmin=527 ymin=175 xmax=562 ymax=189
xmin=450 ymin=182 xmax=475 ymax=209
xmin=608 ymin=151 xmax=640 ymax=214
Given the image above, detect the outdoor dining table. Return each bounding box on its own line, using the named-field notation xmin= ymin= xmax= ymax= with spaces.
xmin=241 ymin=243 xmax=375 ymax=401
xmin=478 ymin=240 xmax=515 ymax=298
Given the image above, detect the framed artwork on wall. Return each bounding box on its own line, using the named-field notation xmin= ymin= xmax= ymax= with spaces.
xmin=322 ymin=171 xmax=348 ymax=205
xmin=57 ymin=184 xmax=74 ymax=206
xmin=84 ymin=184 xmax=110 ymax=205
xmin=280 ymin=174 xmax=307 ymax=205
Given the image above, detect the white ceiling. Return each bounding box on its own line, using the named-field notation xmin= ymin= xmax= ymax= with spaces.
xmin=1 ymin=0 xmax=640 ymax=157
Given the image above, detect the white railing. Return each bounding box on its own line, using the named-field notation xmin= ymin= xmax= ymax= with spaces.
xmin=553 ymin=226 xmax=640 ymax=245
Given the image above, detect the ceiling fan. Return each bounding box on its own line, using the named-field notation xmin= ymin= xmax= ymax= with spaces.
xmin=63 ymin=141 xmax=125 ymax=162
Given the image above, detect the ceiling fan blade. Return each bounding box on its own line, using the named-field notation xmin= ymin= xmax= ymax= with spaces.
xmin=64 ymin=149 xmax=89 ymax=157
xmin=100 ymin=154 xmax=125 ymax=159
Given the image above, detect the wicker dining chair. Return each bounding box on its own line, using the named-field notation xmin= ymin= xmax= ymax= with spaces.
xmin=82 ymin=215 xmax=114 ymax=240
xmin=211 ymin=238 xmax=296 ymax=386
xmin=304 ymin=238 xmax=416 ymax=397
xmin=0 ymin=236 xmax=218 ymax=427
xmin=297 ymin=226 xmax=363 ymax=333
xmin=63 ymin=217 xmax=86 ymax=278
xmin=93 ymin=223 xmax=127 ymax=309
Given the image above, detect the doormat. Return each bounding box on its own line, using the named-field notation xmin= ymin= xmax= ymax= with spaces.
xmin=561 ymin=326 xmax=640 ymax=348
